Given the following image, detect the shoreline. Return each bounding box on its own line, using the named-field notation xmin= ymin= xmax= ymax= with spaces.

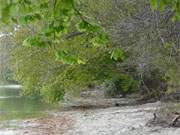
xmin=1 ymin=102 xmax=179 ymax=135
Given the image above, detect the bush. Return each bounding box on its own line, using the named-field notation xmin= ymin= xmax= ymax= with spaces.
xmin=138 ymin=68 xmax=168 ymax=100
xmin=103 ymin=74 xmax=139 ymax=98
xmin=10 ymin=28 xmax=119 ymax=103
xmin=41 ymin=81 xmax=65 ymax=103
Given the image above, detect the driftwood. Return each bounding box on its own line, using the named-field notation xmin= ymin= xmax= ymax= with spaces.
xmin=169 ymin=112 xmax=180 ymax=127
xmin=152 ymin=112 xmax=180 ymax=127
xmin=153 ymin=113 xmax=157 ymax=121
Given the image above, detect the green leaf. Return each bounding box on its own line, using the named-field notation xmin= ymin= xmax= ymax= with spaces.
xmin=77 ymin=58 xmax=86 ymax=64
xmin=22 ymin=38 xmax=31 ymax=47
xmin=23 ymin=0 xmax=32 ymax=5
xmin=150 ymin=0 xmax=158 ymax=10
xmin=159 ymin=0 xmax=166 ymax=11
xmin=164 ymin=42 xmax=174 ymax=49
xmin=91 ymin=33 xmax=109 ymax=47
xmin=23 ymin=36 xmax=49 ymax=48
xmin=77 ymin=20 xmax=102 ymax=33
xmin=173 ymin=13 xmax=180 ymax=21
xmin=55 ymin=50 xmax=86 ymax=65
xmin=0 ymin=4 xmax=11 ymax=23
xmin=55 ymin=50 xmax=76 ymax=65
xmin=40 ymin=2 xmax=48 ymax=9
xmin=77 ymin=20 xmax=90 ymax=32
xmin=86 ymin=24 xmax=102 ymax=33
xmin=55 ymin=50 xmax=68 ymax=60
xmin=60 ymin=0 xmax=74 ymax=9
xmin=21 ymin=13 xmax=41 ymax=23
xmin=110 ymin=48 xmax=126 ymax=62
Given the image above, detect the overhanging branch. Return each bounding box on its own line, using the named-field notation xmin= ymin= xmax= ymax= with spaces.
xmin=66 ymin=31 xmax=85 ymax=39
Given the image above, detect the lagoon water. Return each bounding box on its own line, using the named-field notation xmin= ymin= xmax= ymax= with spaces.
xmin=0 ymin=85 xmax=56 ymax=121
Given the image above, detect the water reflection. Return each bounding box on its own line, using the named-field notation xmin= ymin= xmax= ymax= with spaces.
xmin=0 ymin=85 xmax=57 ymax=120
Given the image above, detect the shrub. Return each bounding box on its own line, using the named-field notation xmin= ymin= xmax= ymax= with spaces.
xmin=103 ymin=74 xmax=139 ymax=98
xmin=41 ymin=81 xmax=65 ymax=103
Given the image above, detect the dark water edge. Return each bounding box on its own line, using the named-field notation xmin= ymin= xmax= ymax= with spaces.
xmin=0 ymin=85 xmax=59 ymax=121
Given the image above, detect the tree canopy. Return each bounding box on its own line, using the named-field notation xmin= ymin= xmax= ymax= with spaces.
xmin=0 ymin=0 xmax=111 ymax=64
xmin=0 ymin=0 xmax=179 ymax=103
xmin=0 ymin=0 xmax=178 ymax=64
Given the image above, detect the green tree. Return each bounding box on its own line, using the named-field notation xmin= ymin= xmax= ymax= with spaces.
xmin=1 ymin=0 xmax=179 ymax=103
xmin=10 ymin=27 xmax=125 ymax=103
xmin=0 ymin=0 xmax=110 ymax=64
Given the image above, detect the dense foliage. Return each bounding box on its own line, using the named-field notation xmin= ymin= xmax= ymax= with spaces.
xmin=0 ymin=0 xmax=179 ymax=102
xmin=0 ymin=35 xmax=14 ymax=83
xmin=0 ymin=0 xmax=111 ymax=65
xmin=10 ymin=27 xmax=126 ymax=102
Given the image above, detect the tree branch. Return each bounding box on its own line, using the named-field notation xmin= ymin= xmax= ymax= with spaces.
xmin=66 ymin=31 xmax=85 ymax=39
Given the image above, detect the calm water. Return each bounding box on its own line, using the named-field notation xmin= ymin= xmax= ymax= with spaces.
xmin=0 ymin=85 xmax=57 ymax=121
